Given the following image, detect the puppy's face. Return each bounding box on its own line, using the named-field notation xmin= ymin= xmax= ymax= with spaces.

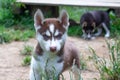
xmin=82 ymin=22 xmax=95 ymax=39
xmin=34 ymin=9 xmax=69 ymax=53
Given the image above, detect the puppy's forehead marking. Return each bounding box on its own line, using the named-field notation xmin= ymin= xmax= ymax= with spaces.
xmin=46 ymin=30 xmax=51 ymax=36
xmin=54 ymin=30 xmax=59 ymax=36
xmin=49 ymin=24 xmax=55 ymax=34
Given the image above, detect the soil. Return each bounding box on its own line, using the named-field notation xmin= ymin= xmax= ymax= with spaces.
xmin=0 ymin=37 xmax=111 ymax=80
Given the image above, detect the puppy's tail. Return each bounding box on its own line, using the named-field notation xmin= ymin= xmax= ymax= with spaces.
xmin=106 ymin=8 xmax=115 ymax=14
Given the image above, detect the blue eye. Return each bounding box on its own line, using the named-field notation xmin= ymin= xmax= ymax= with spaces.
xmin=43 ymin=35 xmax=50 ymax=41
xmin=55 ymin=33 xmax=62 ymax=40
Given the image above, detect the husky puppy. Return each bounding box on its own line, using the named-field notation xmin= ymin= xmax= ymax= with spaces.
xmin=80 ymin=9 xmax=112 ymax=40
xmin=30 ymin=9 xmax=80 ymax=80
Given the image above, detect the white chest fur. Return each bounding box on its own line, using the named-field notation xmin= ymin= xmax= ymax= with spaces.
xmin=30 ymin=52 xmax=64 ymax=80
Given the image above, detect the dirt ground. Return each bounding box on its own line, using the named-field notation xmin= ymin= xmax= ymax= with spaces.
xmin=0 ymin=37 xmax=111 ymax=80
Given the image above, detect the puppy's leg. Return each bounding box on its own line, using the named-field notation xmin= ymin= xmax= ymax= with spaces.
xmin=71 ymin=59 xmax=81 ymax=80
xmin=94 ymin=28 xmax=102 ymax=37
xmin=30 ymin=69 xmax=42 ymax=80
xmin=72 ymin=65 xmax=81 ymax=80
xmin=82 ymin=34 xmax=86 ymax=39
xmin=82 ymin=30 xmax=87 ymax=39
xmin=102 ymin=23 xmax=110 ymax=38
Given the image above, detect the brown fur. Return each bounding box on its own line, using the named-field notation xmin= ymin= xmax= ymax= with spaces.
xmin=37 ymin=18 xmax=66 ymax=34
xmin=31 ymin=9 xmax=80 ymax=80
xmin=35 ymin=40 xmax=80 ymax=72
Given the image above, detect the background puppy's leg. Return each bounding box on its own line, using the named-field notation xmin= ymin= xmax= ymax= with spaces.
xmin=102 ymin=23 xmax=110 ymax=38
xmin=82 ymin=33 xmax=87 ymax=39
xmin=82 ymin=30 xmax=87 ymax=39
xmin=94 ymin=28 xmax=102 ymax=37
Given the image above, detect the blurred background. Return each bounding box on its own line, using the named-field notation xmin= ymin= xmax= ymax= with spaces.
xmin=0 ymin=0 xmax=120 ymax=44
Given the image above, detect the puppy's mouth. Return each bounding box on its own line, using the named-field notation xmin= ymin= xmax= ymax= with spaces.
xmin=86 ymin=36 xmax=95 ymax=40
xmin=83 ymin=33 xmax=95 ymax=40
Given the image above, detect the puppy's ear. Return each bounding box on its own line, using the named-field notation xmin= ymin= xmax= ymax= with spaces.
xmin=59 ymin=10 xmax=69 ymax=28
xmin=34 ymin=9 xmax=44 ymax=30
xmin=92 ymin=22 xmax=96 ymax=28
xmin=82 ymin=22 xmax=87 ymax=27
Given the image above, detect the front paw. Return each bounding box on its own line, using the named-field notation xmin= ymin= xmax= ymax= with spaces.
xmin=91 ymin=36 xmax=96 ymax=40
xmin=81 ymin=34 xmax=87 ymax=39
xmin=105 ymin=33 xmax=110 ymax=38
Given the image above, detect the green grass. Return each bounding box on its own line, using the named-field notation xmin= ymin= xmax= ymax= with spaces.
xmin=110 ymin=18 xmax=120 ymax=38
xmin=0 ymin=26 xmax=35 ymax=44
xmin=0 ymin=0 xmax=26 ymax=27
xmin=80 ymin=54 xmax=87 ymax=70
xmin=20 ymin=44 xmax=33 ymax=66
xmin=0 ymin=0 xmax=35 ymax=43
xmin=20 ymin=44 xmax=33 ymax=55
xmin=0 ymin=26 xmax=13 ymax=43
xmin=90 ymin=40 xmax=120 ymax=80
xmin=22 ymin=55 xmax=31 ymax=66
xmin=13 ymin=30 xmax=35 ymax=41
xmin=68 ymin=26 xmax=82 ymax=37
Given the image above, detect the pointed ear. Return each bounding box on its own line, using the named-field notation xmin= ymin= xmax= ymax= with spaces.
xmin=59 ymin=10 xmax=69 ymax=28
xmin=82 ymin=22 xmax=87 ymax=27
xmin=34 ymin=9 xmax=44 ymax=29
xmin=92 ymin=22 xmax=96 ymax=28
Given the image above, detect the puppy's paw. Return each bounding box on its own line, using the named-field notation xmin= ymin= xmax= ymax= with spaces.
xmin=91 ymin=36 xmax=96 ymax=40
xmin=94 ymin=33 xmax=100 ymax=37
xmin=105 ymin=34 xmax=110 ymax=38
xmin=81 ymin=34 xmax=87 ymax=39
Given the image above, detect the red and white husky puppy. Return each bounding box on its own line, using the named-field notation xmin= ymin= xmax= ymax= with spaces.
xmin=30 ymin=9 xmax=80 ymax=80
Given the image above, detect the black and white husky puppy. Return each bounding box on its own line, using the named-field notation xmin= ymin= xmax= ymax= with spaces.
xmin=80 ymin=9 xmax=113 ymax=40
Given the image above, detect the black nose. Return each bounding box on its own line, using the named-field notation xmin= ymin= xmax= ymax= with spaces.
xmin=50 ymin=47 xmax=56 ymax=52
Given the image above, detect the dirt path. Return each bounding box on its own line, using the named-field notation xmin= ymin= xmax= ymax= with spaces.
xmin=0 ymin=37 xmax=110 ymax=80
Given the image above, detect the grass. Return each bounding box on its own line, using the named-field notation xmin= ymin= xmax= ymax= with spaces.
xmin=0 ymin=26 xmax=13 ymax=43
xmin=0 ymin=0 xmax=35 ymax=44
xmin=68 ymin=25 xmax=82 ymax=37
xmin=20 ymin=44 xmax=33 ymax=55
xmin=20 ymin=44 xmax=33 ymax=66
xmin=13 ymin=30 xmax=35 ymax=41
xmin=90 ymin=39 xmax=120 ymax=80
xmin=80 ymin=54 xmax=87 ymax=70
xmin=0 ymin=0 xmax=24 ymax=27
xmin=0 ymin=26 xmax=35 ymax=44
xmin=110 ymin=18 xmax=120 ymax=38
xmin=22 ymin=55 xmax=31 ymax=66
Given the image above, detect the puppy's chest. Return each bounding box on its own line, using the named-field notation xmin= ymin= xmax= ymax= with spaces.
xmin=36 ymin=53 xmax=64 ymax=74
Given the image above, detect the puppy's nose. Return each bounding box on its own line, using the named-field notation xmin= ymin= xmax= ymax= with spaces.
xmin=50 ymin=47 xmax=56 ymax=52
